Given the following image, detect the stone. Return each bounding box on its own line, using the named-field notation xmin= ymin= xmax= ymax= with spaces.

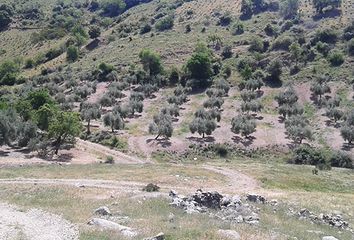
xmin=217 ymin=229 xmax=241 ymax=240
xmin=246 ymin=194 xmax=266 ymax=204
xmin=168 ymin=213 xmax=175 ymax=222
xmin=144 ymin=232 xmax=165 ymax=240
xmin=322 ymin=236 xmax=339 ymax=240
xmin=94 ymin=206 xmax=111 ymax=216
xmin=88 ymin=218 xmax=137 ymax=237
xmin=269 ymin=199 xmax=278 ymax=206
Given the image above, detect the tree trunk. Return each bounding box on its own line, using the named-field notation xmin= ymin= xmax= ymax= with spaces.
xmin=87 ymin=119 xmax=91 ymax=134
xmin=202 ymin=132 xmax=205 ymax=138
xmin=54 ymin=136 xmax=62 ymax=155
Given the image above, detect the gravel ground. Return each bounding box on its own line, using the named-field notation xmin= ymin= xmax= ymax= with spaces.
xmin=0 ymin=202 xmax=79 ymax=240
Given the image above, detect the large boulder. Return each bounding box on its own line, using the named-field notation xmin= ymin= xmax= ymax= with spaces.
xmin=88 ymin=218 xmax=137 ymax=237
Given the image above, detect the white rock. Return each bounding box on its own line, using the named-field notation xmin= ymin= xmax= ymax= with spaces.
xmin=88 ymin=218 xmax=137 ymax=237
xmin=322 ymin=236 xmax=339 ymax=240
xmin=217 ymin=229 xmax=240 ymax=240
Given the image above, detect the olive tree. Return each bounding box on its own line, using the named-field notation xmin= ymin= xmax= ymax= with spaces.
xmin=0 ymin=109 xmax=17 ymax=146
xmin=149 ymin=113 xmax=173 ymax=140
xmin=189 ymin=108 xmax=217 ymax=138
xmin=203 ymin=97 xmax=224 ymax=109
xmin=80 ymin=102 xmax=101 ymax=134
xmin=285 ymin=115 xmax=312 ymax=144
xmin=341 ymin=110 xmax=354 ymax=144
xmin=241 ymin=100 xmax=263 ymax=114
xmin=231 ymin=114 xmax=256 ymax=138
xmin=310 ymin=76 xmax=331 ymax=104
xmin=103 ymin=112 xmax=124 ymax=133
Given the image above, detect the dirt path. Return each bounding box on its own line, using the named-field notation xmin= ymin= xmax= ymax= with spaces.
xmin=0 ymin=165 xmax=260 ymax=194
xmin=75 ymin=139 xmax=149 ymax=164
xmin=0 ymin=202 xmax=78 ymax=240
xmin=202 ymin=165 xmax=259 ymax=193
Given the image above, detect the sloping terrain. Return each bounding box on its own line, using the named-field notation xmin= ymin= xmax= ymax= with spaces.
xmin=0 ymin=0 xmax=353 ymax=239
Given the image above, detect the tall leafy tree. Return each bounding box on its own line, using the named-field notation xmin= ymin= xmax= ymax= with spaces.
xmin=185 ymin=43 xmax=213 ymax=89
xmin=139 ymin=49 xmax=163 ymax=76
xmin=48 ymin=111 xmax=82 ymax=154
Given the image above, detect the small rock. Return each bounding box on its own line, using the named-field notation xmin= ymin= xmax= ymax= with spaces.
xmin=94 ymin=206 xmax=111 ymax=216
xmin=246 ymin=194 xmax=266 ymax=204
xmin=306 ymin=230 xmax=324 ymax=234
xmin=322 ymin=236 xmax=339 ymax=240
xmin=217 ymin=229 xmax=240 ymax=240
xmin=269 ymin=199 xmax=278 ymax=206
xmin=88 ymin=218 xmax=137 ymax=237
xmin=144 ymin=232 xmax=165 ymax=240
xmin=168 ymin=213 xmax=175 ymax=222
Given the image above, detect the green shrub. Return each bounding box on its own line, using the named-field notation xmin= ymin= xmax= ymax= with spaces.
xmin=140 ymin=23 xmax=152 ymax=34
xmin=328 ymin=50 xmax=344 ymax=66
xmin=155 ymin=16 xmax=174 ymax=31
xmin=330 ymin=152 xmax=353 ymax=169
xmin=101 ymin=0 xmax=126 ymax=17
xmin=89 ymin=25 xmax=101 ymax=38
xmin=66 ymin=46 xmax=79 ymax=62
xmin=348 ymin=39 xmax=354 ymax=56
xmin=272 ymin=35 xmax=293 ymax=51
xmin=313 ymin=28 xmax=338 ymax=44
xmin=290 ymin=146 xmax=331 ymax=170
xmin=232 ymin=21 xmax=244 ymax=35
xmin=142 ymin=183 xmax=160 ymax=192
xmin=0 ymin=6 xmax=12 ymax=30
xmin=24 ymin=59 xmax=35 ymax=69
xmin=249 ymin=37 xmax=264 ymax=52
xmin=316 ymin=41 xmax=330 ymax=56
xmin=105 ymin=155 xmax=115 ymax=164
xmin=218 ymin=13 xmax=232 ymax=26
xmin=213 ymin=143 xmax=229 ymax=157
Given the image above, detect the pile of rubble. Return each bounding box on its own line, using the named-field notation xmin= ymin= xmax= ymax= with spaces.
xmin=169 ymin=189 xmax=264 ymax=224
xmin=298 ymin=208 xmax=351 ymax=230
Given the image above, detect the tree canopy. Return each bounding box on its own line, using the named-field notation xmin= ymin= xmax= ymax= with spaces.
xmin=139 ymin=49 xmax=163 ymax=76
